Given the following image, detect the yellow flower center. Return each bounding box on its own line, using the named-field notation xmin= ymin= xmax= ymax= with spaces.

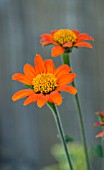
xmin=32 ymin=73 xmax=58 ymax=94
xmin=53 ymin=29 xmax=77 ymax=45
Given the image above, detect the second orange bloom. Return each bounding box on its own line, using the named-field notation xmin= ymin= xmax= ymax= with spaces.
xmin=40 ymin=29 xmax=94 ymax=57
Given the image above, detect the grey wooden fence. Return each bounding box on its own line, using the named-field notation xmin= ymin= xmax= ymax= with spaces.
xmin=0 ymin=0 xmax=104 ymax=169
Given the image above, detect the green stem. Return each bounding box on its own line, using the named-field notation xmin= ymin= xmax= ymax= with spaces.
xmin=62 ymin=53 xmax=91 ymax=170
xmin=102 ymin=136 xmax=104 ymax=170
xmin=47 ymin=102 xmax=74 ymax=170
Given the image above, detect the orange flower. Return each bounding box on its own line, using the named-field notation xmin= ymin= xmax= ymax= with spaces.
xmin=12 ymin=54 xmax=77 ymax=108
xmin=95 ymin=112 xmax=104 ymax=127
xmin=40 ymin=29 xmax=94 ymax=57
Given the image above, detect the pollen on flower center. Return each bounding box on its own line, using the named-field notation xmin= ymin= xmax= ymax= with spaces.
xmin=53 ymin=29 xmax=77 ymax=45
xmin=32 ymin=73 xmax=58 ymax=94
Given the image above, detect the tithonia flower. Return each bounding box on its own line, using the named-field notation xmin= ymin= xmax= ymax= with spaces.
xmin=12 ymin=54 xmax=77 ymax=108
xmin=40 ymin=29 xmax=94 ymax=57
xmin=95 ymin=112 xmax=104 ymax=138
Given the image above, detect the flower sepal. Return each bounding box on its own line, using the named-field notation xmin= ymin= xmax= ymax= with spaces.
xmin=64 ymin=47 xmax=73 ymax=53
xmin=25 ymin=84 xmax=34 ymax=89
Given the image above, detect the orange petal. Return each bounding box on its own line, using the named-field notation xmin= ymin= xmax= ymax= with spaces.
xmin=54 ymin=64 xmax=72 ymax=79
xmin=52 ymin=46 xmax=65 ymax=57
xmin=44 ymin=59 xmax=55 ymax=73
xmin=12 ymin=73 xmax=32 ymax=85
xmin=96 ymin=131 xmax=104 ymax=138
xmin=49 ymin=91 xmax=62 ymax=106
xmin=57 ymin=85 xmax=77 ymax=95
xmin=12 ymin=89 xmax=34 ymax=101
xmin=37 ymin=94 xmax=49 ymax=108
xmin=41 ymin=41 xmax=53 ymax=46
xmin=34 ymin=54 xmax=46 ymax=74
xmin=72 ymin=30 xmax=80 ymax=36
xmin=40 ymin=34 xmax=53 ymax=41
xmin=63 ymin=42 xmax=73 ymax=48
xmin=24 ymin=93 xmax=38 ymax=106
xmin=24 ymin=63 xmax=36 ymax=79
xmin=74 ymin=42 xmax=93 ymax=48
xmin=77 ymin=33 xmax=94 ymax=42
xmin=40 ymin=34 xmax=54 ymax=46
xmin=58 ymin=73 xmax=76 ymax=86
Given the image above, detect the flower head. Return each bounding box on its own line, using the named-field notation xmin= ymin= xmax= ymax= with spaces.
xmin=95 ymin=112 xmax=104 ymax=138
xmin=40 ymin=29 xmax=94 ymax=57
xmin=12 ymin=54 xmax=77 ymax=108
xmin=95 ymin=112 xmax=104 ymax=127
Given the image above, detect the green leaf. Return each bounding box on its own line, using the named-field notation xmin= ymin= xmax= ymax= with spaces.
xmin=93 ymin=144 xmax=103 ymax=157
xmin=65 ymin=135 xmax=74 ymax=143
xmin=57 ymin=134 xmax=74 ymax=143
xmin=98 ymin=114 xmax=104 ymax=122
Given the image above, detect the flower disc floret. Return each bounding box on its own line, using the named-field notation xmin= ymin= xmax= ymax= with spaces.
xmin=32 ymin=73 xmax=58 ymax=94
xmin=53 ymin=29 xmax=77 ymax=45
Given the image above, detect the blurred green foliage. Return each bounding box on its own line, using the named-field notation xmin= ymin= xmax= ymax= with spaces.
xmin=93 ymin=144 xmax=103 ymax=157
xmin=42 ymin=143 xmax=87 ymax=170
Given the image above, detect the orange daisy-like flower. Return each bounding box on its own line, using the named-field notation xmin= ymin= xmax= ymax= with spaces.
xmin=40 ymin=29 xmax=94 ymax=57
xmin=12 ymin=54 xmax=77 ymax=108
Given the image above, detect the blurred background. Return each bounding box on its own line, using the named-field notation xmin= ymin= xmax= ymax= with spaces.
xmin=0 ymin=0 xmax=104 ymax=170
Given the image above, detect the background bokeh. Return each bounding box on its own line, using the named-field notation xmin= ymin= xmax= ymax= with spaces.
xmin=0 ymin=0 xmax=104 ymax=170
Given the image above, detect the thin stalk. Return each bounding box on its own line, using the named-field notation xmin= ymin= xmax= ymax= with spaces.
xmin=61 ymin=53 xmax=91 ymax=170
xmin=102 ymin=136 xmax=104 ymax=170
xmin=47 ymin=102 xmax=74 ymax=170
